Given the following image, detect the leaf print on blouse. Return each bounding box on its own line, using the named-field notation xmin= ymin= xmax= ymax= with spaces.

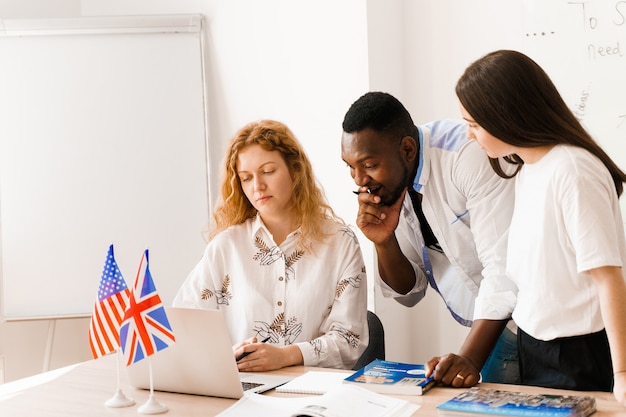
xmin=309 ymin=326 xmax=360 ymax=360
xmin=310 ymin=338 xmax=323 ymax=358
xmin=336 ymin=325 xmax=360 ymax=349
xmin=340 ymin=226 xmax=359 ymax=245
xmin=283 ymin=249 xmax=304 ymax=280
xmin=252 ymin=312 xmax=303 ymax=345
xmin=253 ymin=236 xmax=282 ymax=265
xmin=252 ymin=236 xmax=305 ymax=281
xmin=205 ymin=274 xmax=231 ymax=305
xmin=335 ymin=275 xmax=362 ymax=298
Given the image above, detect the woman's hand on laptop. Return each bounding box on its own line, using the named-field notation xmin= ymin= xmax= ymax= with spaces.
xmin=233 ymin=336 xmax=260 ymax=358
xmin=234 ymin=339 xmax=303 ymax=372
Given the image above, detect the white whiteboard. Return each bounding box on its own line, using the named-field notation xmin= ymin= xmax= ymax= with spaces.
xmin=521 ymin=0 xmax=626 ymax=217
xmin=0 ymin=15 xmax=210 ymax=319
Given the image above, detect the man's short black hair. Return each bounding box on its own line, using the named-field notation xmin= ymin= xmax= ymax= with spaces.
xmin=342 ymin=91 xmax=417 ymax=140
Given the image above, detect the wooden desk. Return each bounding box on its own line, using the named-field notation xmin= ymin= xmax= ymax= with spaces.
xmin=0 ymin=354 xmax=623 ymax=416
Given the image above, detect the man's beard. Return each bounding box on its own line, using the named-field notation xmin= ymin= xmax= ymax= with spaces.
xmin=380 ymin=164 xmax=410 ymax=207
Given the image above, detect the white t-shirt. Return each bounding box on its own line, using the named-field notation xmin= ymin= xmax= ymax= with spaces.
xmin=173 ymin=215 xmax=368 ymax=369
xmin=507 ymin=145 xmax=626 ymax=341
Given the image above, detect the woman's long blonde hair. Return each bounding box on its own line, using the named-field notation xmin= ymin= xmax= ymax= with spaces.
xmin=209 ymin=120 xmax=342 ymax=251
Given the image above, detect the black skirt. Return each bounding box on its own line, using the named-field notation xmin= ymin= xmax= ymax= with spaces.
xmin=518 ymin=327 xmax=613 ymax=392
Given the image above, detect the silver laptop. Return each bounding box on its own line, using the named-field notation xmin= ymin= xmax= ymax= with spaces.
xmin=125 ymin=307 xmax=292 ymax=399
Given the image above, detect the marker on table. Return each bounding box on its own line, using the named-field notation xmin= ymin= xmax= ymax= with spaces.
xmin=236 ymin=336 xmax=271 ymax=361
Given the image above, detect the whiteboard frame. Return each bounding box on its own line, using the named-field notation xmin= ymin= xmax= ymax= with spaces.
xmin=0 ymin=14 xmax=203 ymax=36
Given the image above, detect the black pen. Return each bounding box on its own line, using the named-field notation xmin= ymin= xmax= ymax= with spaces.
xmin=236 ymin=336 xmax=270 ymax=361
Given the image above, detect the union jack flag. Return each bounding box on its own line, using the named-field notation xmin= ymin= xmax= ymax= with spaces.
xmin=120 ymin=249 xmax=175 ymax=366
xmin=89 ymin=244 xmax=131 ymax=359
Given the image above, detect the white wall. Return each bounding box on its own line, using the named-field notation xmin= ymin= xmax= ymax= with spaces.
xmin=0 ymin=0 xmax=520 ymax=382
xmin=404 ymin=0 xmax=524 ymax=121
xmin=0 ymin=0 xmax=80 ymax=18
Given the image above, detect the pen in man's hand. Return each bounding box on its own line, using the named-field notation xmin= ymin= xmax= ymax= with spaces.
xmin=352 ymin=188 xmax=371 ymax=195
xmin=236 ymin=336 xmax=270 ymax=361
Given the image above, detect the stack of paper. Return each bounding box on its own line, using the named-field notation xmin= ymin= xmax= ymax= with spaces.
xmin=217 ymin=384 xmax=419 ymax=417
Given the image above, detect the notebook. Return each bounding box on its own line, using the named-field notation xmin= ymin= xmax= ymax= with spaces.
xmin=125 ymin=307 xmax=292 ymax=399
xmin=275 ymin=370 xmax=350 ymax=394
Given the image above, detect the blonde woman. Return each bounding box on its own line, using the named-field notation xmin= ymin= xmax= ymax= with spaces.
xmin=174 ymin=120 xmax=368 ymax=371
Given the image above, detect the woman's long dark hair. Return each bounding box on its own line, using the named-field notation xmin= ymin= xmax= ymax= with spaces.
xmin=456 ymin=49 xmax=626 ymax=196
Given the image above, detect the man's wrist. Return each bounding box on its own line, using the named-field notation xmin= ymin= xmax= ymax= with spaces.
xmin=459 ymin=354 xmax=480 ymax=374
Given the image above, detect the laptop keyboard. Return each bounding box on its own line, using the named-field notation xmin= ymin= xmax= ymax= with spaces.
xmin=241 ymin=381 xmax=264 ymax=391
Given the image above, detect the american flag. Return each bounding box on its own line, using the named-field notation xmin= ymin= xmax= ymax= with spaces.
xmin=88 ymin=244 xmax=131 ymax=359
xmin=120 ymin=249 xmax=175 ymax=366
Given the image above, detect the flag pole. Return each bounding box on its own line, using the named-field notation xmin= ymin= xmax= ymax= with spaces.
xmin=121 ymin=247 xmax=174 ymax=414
xmin=90 ymin=244 xmax=135 ymax=408
xmin=104 ymin=348 xmax=135 ymax=408
xmin=137 ymin=356 xmax=168 ymax=414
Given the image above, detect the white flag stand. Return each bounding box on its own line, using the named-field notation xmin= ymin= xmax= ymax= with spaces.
xmin=105 ymin=349 xmax=135 ymax=408
xmin=137 ymin=357 xmax=168 ymax=414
